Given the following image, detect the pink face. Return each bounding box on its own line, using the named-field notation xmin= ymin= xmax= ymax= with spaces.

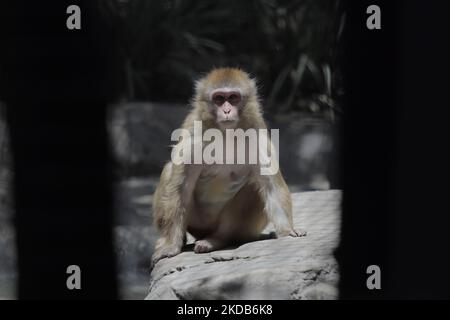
xmin=211 ymin=90 xmax=242 ymax=127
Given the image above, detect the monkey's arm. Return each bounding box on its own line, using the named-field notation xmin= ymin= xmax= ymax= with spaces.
xmin=257 ymin=171 xmax=307 ymax=238
xmin=152 ymin=162 xmax=202 ymax=266
xmin=255 ymin=131 xmax=306 ymax=238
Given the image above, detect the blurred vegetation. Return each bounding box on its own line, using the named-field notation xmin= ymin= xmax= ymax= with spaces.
xmin=99 ymin=0 xmax=344 ymax=118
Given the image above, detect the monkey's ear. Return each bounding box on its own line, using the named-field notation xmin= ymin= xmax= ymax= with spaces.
xmin=248 ymin=77 xmax=258 ymax=97
xmin=194 ymin=79 xmax=206 ymax=97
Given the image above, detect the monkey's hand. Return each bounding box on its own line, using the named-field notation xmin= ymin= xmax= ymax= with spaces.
xmin=151 ymin=244 xmax=181 ymax=269
xmin=276 ymin=228 xmax=307 ymax=238
xmin=289 ymin=228 xmax=307 ymax=237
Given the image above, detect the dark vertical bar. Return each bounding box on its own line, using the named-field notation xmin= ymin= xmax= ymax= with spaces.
xmin=0 ymin=1 xmax=117 ymax=299
xmin=388 ymin=0 xmax=450 ymax=299
xmin=337 ymin=0 xmax=398 ymax=299
xmin=338 ymin=0 xmax=450 ymax=299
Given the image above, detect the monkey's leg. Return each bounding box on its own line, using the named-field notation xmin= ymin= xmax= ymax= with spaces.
xmin=193 ymin=238 xmax=225 ymax=254
xmin=194 ymin=185 xmax=266 ymax=253
xmin=193 ymin=211 xmax=234 ymax=254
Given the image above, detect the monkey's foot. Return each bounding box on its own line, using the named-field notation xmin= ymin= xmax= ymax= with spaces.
xmin=290 ymin=228 xmax=307 ymax=237
xmin=151 ymin=244 xmax=181 ymax=268
xmin=194 ymin=239 xmax=215 ymax=253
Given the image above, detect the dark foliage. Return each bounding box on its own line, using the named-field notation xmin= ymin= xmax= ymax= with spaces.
xmin=99 ymin=0 xmax=344 ymax=116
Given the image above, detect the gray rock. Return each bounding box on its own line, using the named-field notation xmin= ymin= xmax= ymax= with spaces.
xmin=0 ymin=102 xmax=12 ymax=221
xmin=108 ymin=102 xmax=188 ymax=176
xmin=0 ymin=104 xmax=15 ymax=299
xmin=114 ymin=225 xmax=159 ymax=299
xmin=273 ymin=114 xmax=338 ymax=191
xmin=146 ymin=190 xmax=341 ymax=300
xmin=0 ymin=225 xmax=17 ymax=300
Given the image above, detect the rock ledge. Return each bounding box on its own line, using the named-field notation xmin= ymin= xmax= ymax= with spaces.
xmin=146 ymin=190 xmax=341 ymax=300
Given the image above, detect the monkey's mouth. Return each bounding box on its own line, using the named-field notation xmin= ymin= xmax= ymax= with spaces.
xmin=220 ymin=119 xmax=237 ymax=126
xmin=219 ymin=119 xmax=237 ymax=129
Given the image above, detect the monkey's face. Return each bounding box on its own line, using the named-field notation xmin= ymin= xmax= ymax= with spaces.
xmin=211 ymin=89 xmax=242 ymax=129
xmin=195 ymin=68 xmax=257 ymax=128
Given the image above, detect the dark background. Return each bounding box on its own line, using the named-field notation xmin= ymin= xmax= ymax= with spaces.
xmin=0 ymin=1 xmax=118 ymax=299
xmin=0 ymin=0 xmax=449 ymax=299
xmin=338 ymin=1 xmax=450 ymax=299
xmin=98 ymin=0 xmax=344 ymax=111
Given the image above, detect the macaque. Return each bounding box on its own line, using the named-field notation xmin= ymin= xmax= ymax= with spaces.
xmin=151 ymin=68 xmax=305 ymax=266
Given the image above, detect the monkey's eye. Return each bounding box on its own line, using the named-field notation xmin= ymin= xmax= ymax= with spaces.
xmin=213 ymin=95 xmax=226 ymax=106
xmin=228 ymin=94 xmax=241 ymax=105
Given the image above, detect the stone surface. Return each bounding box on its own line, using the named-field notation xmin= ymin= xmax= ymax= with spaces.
xmin=146 ymin=190 xmax=341 ymax=300
xmin=0 ymin=225 xmax=16 ymax=300
xmin=0 ymin=107 xmax=15 ymax=299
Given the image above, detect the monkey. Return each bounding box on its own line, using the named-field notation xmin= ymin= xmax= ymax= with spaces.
xmin=151 ymin=68 xmax=306 ymax=266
